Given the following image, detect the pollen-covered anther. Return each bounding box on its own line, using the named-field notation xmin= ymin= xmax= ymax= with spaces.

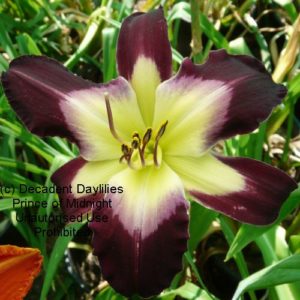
xmin=118 ymin=122 xmax=168 ymax=169
xmin=131 ymin=137 xmax=140 ymax=149
xmin=132 ymin=132 xmax=141 ymax=143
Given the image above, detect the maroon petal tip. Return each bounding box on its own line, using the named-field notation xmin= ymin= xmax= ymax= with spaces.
xmin=117 ymin=8 xmax=172 ymax=81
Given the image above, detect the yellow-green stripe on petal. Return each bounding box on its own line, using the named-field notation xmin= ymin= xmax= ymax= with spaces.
xmin=154 ymin=51 xmax=286 ymax=157
xmin=61 ymin=77 xmax=145 ymax=161
xmin=117 ymin=8 xmax=172 ymax=81
xmin=166 ymin=154 xmax=297 ymax=225
xmin=107 ymin=163 xmax=185 ymax=237
xmin=117 ymin=8 xmax=172 ymax=126
xmin=71 ymin=159 xmax=125 ymax=198
xmin=89 ymin=163 xmax=189 ymax=297
xmin=165 ymin=154 xmax=245 ymax=195
xmin=52 ymin=157 xmax=125 ymax=217
xmin=131 ymin=56 xmax=161 ymax=126
xmin=154 ymin=78 xmax=231 ymax=157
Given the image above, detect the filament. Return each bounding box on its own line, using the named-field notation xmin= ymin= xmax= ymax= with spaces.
xmin=104 ymin=92 xmax=123 ymax=143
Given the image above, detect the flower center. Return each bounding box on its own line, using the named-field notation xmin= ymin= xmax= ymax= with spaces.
xmin=104 ymin=92 xmax=168 ymax=170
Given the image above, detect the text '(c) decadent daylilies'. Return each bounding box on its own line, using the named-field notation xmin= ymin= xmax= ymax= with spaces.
xmin=1 ymin=8 xmax=297 ymax=298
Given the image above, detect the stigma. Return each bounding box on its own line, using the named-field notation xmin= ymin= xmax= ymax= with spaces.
xmin=104 ymin=92 xmax=168 ymax=170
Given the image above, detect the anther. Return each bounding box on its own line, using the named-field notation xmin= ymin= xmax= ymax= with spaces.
xmin=121 ymin=144 xmax=130 ymax=155
xmin=153 ymin=121 xmax=168 ymax=167
xmin=155 ymin=121 xmax=168 ymax=141
xmin=142 ymin=128 xmax=152 ymax=149
xmin=132 ymin=132 xmax=141 ymax=143
xmin=131 ymin=137 xmax=139 ymax=149
xmin=119 ymin=144 xmax=130 ymax=163
xmin=104 ymin=92 xmax=123 ymax=143
xmin=138 ymin=128 xmax=152 ymax=166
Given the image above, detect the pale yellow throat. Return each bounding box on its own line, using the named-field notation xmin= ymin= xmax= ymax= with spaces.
xmin=104 ymin=92 xmax=167 ymax=170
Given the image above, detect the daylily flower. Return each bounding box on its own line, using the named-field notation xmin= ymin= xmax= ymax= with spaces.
xmin=1 ymin=8 xmax=297 ymax=298
xmin=0 ymin=245 xmax=43 ymax=299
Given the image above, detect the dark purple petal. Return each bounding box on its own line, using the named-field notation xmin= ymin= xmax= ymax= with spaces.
xmin=89 ymin=165 xmax=189 ymax=297
xmin=117 ymin=8 xmax=172 ymax=81
xmin=179 ymin=50 xmax=287 ymax=146
xmin=1 ymin=56 xmax=95 ymax=141
xmin=1 ymin=56 xmax=143 ymax=161
xmin=191 ymin=155 xmax=297 ymax=225
xmin=51 ymin=157 xmax=98 ymax=217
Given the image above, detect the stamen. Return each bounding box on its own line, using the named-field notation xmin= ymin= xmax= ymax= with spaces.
xmin=120 ymin=144 xmax=130 ymax=163
xmin=153 ymin=121 xmax=168 ymax=166
xmin=104 ymin=92 xmax=123 ymax=143
xmin=127 ymin=149 xmax=135 ymax=169
xmin=155 ymin=121 xmax=168 ymax=141
xmin=132 ymin=137 xmax=145 ymax=166
xmin=120 ymin=143 xmax=137 ymax=168
xmin=119 ymin=154 xmax=126 ymax=163
xmin=121 ymin=144 xmax=130 ymax=155
xmin=132 ymin=132 xmax=141 ymax=143
xmin=135 ymin=128 xmax=152 ymax=167
xmin=119 ymin=122 xmax=168 ymax=169
xmin=142 ymin=128 xmax=152 ymax=152
xmin=131 ymin=137 xmax=139 ymax=149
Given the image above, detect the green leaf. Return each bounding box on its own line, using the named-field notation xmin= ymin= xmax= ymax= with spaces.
xmin=94 ymin=287 xmax=125 ymax=300
xmin=290 ymin=235 xmax=300 ymax=254
xmin=289 ymin=72 xmax=300 ymax=99
xmin=0 ymin=197 xmax=33 ymax=211
xmin=64 ymin=7 xmax=105 ymax=69
xmin=267 ymin=72 xmax=300 ymax=136
xmin=273 ymin=0 xmax=298 ymax=22
xmin=226 ymin=185 xmax=300 ymax=260
xmin=232 ymin=254 xmax=300 ymax=300
xmin=0 ymin=53 xmax=8 ymax=72
xmin=199 ymin=12 xmax=229 ymax=50
xmin=0 ymin=19 xmax=17 ymax=59
xmin=243 ymin=13 xmax=271 ymax=71
xmin=229 ymin=37 xmax=253 ymax=55
xmin=160 ymin=282 xmax=212 ymax=300
xmin=171 ymin=47 xmax=183 ymax=64
xmin=0 ymin=118 xmax=67 ymax=163
xmin=167 ymin=2 xmax=191 ymax=23
xmin=16 ymin=33 xmax=41 ymax=55
xmin=0 ymin=156 xmax=48 ymax=176
xmin=102 ymin=27 xmax=117 ymax=82
xmin=256 ymin=228 xmax=300 ymax=300
xmin=40 ymin=221 xmax=86 ymax=300
xmin=184 ymin=252 xmax=215 ymax=300
xmin=188 ymin=201 xmax=217 ymax=252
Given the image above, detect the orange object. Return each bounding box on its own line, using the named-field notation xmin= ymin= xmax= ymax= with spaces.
xmin=0 ymin=245 xmax=43 ymax=300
